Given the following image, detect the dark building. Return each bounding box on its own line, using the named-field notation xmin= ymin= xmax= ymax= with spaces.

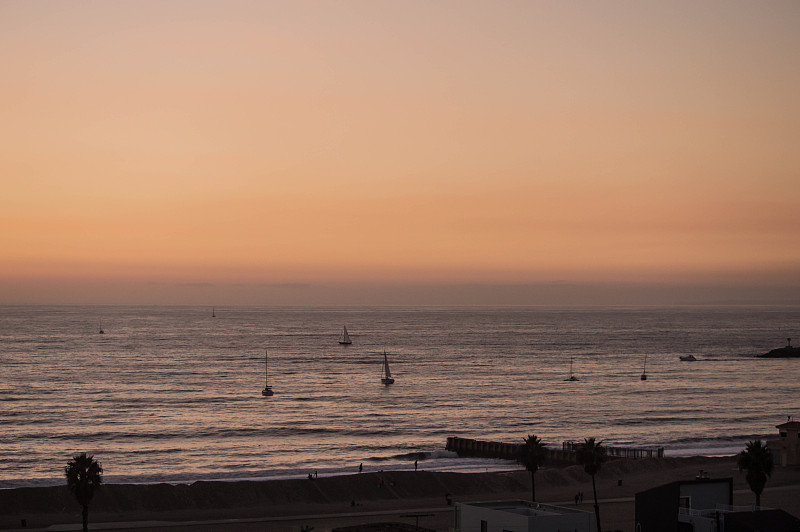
xmin=635 ymin=477 xmax=732 ymax=532
xmin=635 ymin=476 xmax=800 ymax=531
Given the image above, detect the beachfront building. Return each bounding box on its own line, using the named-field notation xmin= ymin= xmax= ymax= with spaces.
xmin=453 ymin=500 xmax=593 ymax=532
xmin=770 ymin=419 xmax=800 ymax=467
xmin=635 ymin=477 xmax=800 ymax=531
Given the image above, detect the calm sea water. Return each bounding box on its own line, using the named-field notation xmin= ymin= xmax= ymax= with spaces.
xmin=1 ymin=305 xmax=799 ymax=488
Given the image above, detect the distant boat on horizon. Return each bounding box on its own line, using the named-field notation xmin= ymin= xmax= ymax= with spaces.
xmin=641 ymin=354 xmax=648 ymax=380
xmin=261 ymin=350 xmax=274 ymax=397
xmin=339 ymin=326 xmax=352 ymax=345
xmin=99 ymin=319 xmax=104 ymax=334
xmin=381 ymin=351 xmax=394 ymax=385
xmin=679 ymin=355 xmax=697 ymax=362
xmin=565 ymin=356 xmax=579 ymax=381
xmin=212 ymin=307 xmax=216 ymax=318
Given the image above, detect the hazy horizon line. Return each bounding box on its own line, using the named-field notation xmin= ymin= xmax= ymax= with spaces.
xmin=3 ymin=279 xmax=799 ymax=306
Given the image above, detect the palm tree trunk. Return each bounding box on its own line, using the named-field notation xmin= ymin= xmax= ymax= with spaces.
xmin=530 ymin=471 xmax=536 ymax=502
xmin=592 ymin=474 xmax=601 ymax=532
xmin=755 ymin=492 xmax=761 ymax=508
xmin=82 ymin=504 xmax=88 ymax=532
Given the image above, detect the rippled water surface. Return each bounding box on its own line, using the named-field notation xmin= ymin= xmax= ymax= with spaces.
xmin=2 ymin=305 xmax=799 ymax=487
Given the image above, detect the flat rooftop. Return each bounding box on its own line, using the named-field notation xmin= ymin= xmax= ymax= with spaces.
xmin=460 ymin=500 xmax=585 ymax=517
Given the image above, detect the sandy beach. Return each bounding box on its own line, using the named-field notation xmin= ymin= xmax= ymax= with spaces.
xmin=2 ymin=456 xmax=799 ymax=532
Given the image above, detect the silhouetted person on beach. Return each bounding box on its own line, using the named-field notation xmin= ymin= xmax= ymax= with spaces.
xmin=359 ymin=463 xmax=362 ymax=473
xmin=414 ymin=460 xmax=418 ymax=471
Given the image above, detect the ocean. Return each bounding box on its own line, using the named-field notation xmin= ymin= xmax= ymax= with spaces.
xmin=1 ymin=305 xmax=798 ymax=489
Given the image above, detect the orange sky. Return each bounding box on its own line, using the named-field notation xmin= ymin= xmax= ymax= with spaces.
xmin=2 ymin=1 xmax=799 ymax=304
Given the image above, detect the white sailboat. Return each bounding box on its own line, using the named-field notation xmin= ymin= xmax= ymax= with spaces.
xmin=641 ymin=354 xmax=648 ymax=380
xmin=381 ymin=351 xmax=394 ymax=385
xmin=339 ymin=326 xmax=352 ymax=345
xmin=565 ymin=356 xmax=579 ymax=381
xmin=262 ymin=350 xmax=274 ymax=396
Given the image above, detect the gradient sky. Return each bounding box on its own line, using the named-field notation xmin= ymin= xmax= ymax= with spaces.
xmin=2 ymin=1 xmax=799 ymax=305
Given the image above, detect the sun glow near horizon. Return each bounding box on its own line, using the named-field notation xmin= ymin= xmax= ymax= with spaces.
xmin=2 ymin=1 xmax=799 ymax=304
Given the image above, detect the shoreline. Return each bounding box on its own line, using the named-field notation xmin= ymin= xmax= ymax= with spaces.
xmin=0 ymin=447 xmax=761 ymax=491
xmin=3 ymin=456 xmax=800 ymax=532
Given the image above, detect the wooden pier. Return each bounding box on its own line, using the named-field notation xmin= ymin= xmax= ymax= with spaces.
xmin=561 ymin=440 xmax=664 ymax=459
xmin=445 ymin=436 xmax=664 ymax=464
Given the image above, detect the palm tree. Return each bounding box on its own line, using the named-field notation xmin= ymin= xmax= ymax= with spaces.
xmin=517 ymin=434 xmax=547 ymax=501
xmin=737 ymin=439 xmax=773 ymax=507
xmin=577 ymin=437 xmax=607 ymax=532
xmin=65 ymin=453 xmax=103 ymax=532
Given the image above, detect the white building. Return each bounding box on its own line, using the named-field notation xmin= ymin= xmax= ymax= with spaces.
xmin=454 ymin=500 xmax=594 ymax=532
xmin=771 ymin=419 xmax=800 ymax=466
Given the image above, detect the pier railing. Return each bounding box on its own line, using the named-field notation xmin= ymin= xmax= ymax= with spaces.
xmin=561 ymin=440 xmax=664 ymax=459
xmin=445 ymin=436 xmax=664 ymax=463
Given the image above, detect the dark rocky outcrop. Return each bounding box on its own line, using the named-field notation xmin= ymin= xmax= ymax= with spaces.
xmin=758 ymin=339 xmax=800 ymax=358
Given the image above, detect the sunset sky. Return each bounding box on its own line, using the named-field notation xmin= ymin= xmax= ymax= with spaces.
xmin=2 ymin=1 xmax=799 ymax=305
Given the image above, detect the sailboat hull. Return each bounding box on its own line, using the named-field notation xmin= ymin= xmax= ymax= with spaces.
xmin=262 ymin=387 xmax=274 ymax=396
xmin=381 ymin=378 xmax=394 ymax=385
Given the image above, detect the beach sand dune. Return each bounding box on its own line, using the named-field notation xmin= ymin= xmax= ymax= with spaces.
xmin=2 ymin=456 xmax=798 ymax=531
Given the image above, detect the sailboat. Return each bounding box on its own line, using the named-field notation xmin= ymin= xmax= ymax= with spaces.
xmin=339 ymin=326 xmax=352 ymax=345
xmin=212 ymin=307 xmax=216 ymax=318
xmin=381 ymin=351 xmax=394 ymax=385
xmin=98 ymin=319 xmax=104 ymax=334
xmin=261 ymin=350 xmax=274 ymax=396
xmin=565 ymin=357 xmax=579 ymax=381
xmin=641 ymin=354 xmax=648 ymax=380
